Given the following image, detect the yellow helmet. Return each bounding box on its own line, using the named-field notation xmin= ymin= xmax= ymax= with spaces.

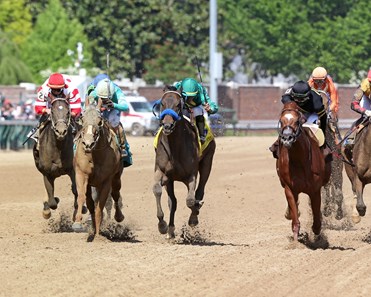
xmin=312 ymin=67 xmax=328 ymax=80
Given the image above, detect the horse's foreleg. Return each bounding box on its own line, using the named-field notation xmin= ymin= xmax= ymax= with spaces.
xmin=153 ymin=169 xmax=168 ymax=235
xmin=86 ymin=187 xmax=96 ymax=233
xmin=111 ymin=172 xmax=124 ymax=223
xmin=310 ymin=190 xmax=322 ymax=235
xmin=284 ymin=187 xmax=300 ymax=241
xmin=94 ymin=183 xmax=112 ymax=236
xmin=165 ymin=181 xmax=177 ymax=239
xmin=69 ymin=170 xmax=87 ymax=221
xmin=186 ymin=175 xmax=199 ymax=227
xmin=354 ymin=176 xmax=367 ymax=217
xmin=72 ymin=170 xmax=88 ymax=232
xmin=42 ymin=175 xmax=58 ymax=219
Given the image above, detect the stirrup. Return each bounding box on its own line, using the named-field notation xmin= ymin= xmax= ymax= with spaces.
xmin=200 ymin=135 xmax=206 ymax=144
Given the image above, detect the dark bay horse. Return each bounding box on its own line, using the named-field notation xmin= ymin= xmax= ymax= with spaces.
xmin=33 ymin=97 xmax=78 ymax=219
xmin=153 ymin=87 xmax=216 ymax=239
xmin=276 ymin=101 xmax=331 ymax=241
xmin=73 ymin=104 xmax=124 ymax=238
xmin=343 ymin=119 xmax=371 ymax=224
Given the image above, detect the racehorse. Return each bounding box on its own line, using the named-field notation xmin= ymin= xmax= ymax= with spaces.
xmin=153 ymin=86 xmax=216 ymax=239
xmin=33 ymin=97 xmax=80 ymax=219
xmin=72 ymin=104 xmax=124 ymax=238
xmin=343 ymin=119 xmax=371 ymax=224
xmin=276 ymin=101 xmax=331 ymax=241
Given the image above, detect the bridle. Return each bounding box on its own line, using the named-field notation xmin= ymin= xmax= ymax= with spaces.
xmin=50 ymin=97 xmax=71 ymax=135
xmin=278 ymin=107 xmax=303 ymax=144
xmin=80 ymin=108 xmax=105 ymax=152
xmin=158 ymin=91 xmax=183 ymax=135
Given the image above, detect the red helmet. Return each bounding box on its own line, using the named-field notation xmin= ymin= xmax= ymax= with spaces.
xmin=47 ymin=73 xmax=66 ymax=89
xmin=368 ymin=69 xmax=371 ymax=82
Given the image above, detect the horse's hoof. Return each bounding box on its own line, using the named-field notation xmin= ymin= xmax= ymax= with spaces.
xmin=42 ymin=209 xmax=51 ymax=220
xmin=72 ymin=222 xmax=86 ymax=233
xmin=114 ymin=213 xmax=125 ymax=223
xmin=356 ymin=207 xmax=366 ymax=217
xmin=158 ymin=220 xmax=168 ymax=234
xmin=49 ymin=197 xmax=60 ymax=210
xmin=188 ymin=214 xmax=199 ymax=227
xmin=166 ymin=226 xmax=175 ymax=239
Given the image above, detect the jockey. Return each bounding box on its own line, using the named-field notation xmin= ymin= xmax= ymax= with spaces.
xmin=269 ymin=80 xmax=329 ymax=159
xmin=343 ymin=69 xmax=371 ymax=152
xmin=87 ymin=78 xmax=132 ymax=166
xmin=30 ymin=73 xmax=82 ymax=142
xmin=173 ymin=77 xmax=218 ymax=143
xmin=308 ymin=66 xmax=339 ymax=115
xmin=86 ymin=73 xmax=109 ymax=97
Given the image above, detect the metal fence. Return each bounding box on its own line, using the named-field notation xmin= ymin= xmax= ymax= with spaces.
xmin=0 ymin=120 xmax=37 ymax=150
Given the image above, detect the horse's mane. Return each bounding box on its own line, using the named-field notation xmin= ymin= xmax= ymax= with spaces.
xmin=163 ymin=85 xmax=179 ymax=92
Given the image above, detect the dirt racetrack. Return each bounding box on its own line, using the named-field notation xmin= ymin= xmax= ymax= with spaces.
xmin=1 ymin=136 xmax=371 ymax=297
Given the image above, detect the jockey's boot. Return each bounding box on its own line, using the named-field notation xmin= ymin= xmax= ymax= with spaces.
xmin=269 ymin=138 xmax=279 ymax=159
xmin=116 ymin=124 xmax=129 ymax=158
xmin=195 ymin=115 xmax=206 ymax=144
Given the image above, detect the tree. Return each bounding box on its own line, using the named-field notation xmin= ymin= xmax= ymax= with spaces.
xmin=219 ymin=0 xmax=369 ymax=83
xmin=65 ymin=0 xmax=210 ymax=81
xmin=0 ymin=30 xmax=33 ymax=84
xmin=0 ymin=0 xmax=32 ymax=45
xmin=21 ymin=0 xmax=93 ymax=83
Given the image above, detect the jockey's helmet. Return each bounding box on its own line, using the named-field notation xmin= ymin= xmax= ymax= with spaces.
xmin=312 ymin=67 xmax=328 ymax=80
xmin=96 ymin=78 xmax=115 ymax=99
xmin=291 ymin=80 xmax=311 ymax=103
xmin=93 ymin=74 xmax=110 ymax=87
xmin=368 ymin=69 xmax=371 ymax=82
xmin=47 ymin=73 xmax=66 ymax=89
xmin=181 ymin=78 xmax=199 ymax=97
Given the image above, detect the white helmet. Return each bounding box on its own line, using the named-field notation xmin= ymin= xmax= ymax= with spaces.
xmin=312 ymin=67 xmax=328 ymax=80
xmin=96 ymin=78 xmax=115 ymax=99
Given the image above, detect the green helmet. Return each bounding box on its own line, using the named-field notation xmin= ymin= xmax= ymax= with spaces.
xmin=181 ymin=78 xmax=199 ymax=96
xmin=96 ymin=78 xmax=115 ymax=99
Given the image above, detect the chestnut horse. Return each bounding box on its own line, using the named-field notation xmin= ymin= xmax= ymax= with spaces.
xmin=343 ymin=119 xmax=371 ymax=224
xmin=33 ymin=97 xmax=81 ymax=219
xmin=276 ymin=101 xmax=331 ymax=240
xmin=72 ymin=104 xmax=124 ymax=239
xmin=153 ymin=87 xmax=216 ymax=239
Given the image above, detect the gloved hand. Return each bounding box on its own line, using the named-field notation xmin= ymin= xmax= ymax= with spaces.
xmin=104 ymin=99 xmax=114 ymax=109
xmin=365 ymin=110 xmax=371 ymax=117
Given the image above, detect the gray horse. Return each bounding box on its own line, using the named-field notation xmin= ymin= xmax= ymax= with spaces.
xmin=153 ymin=87 xmax=216 ymax=239
xmin=33 ymin=97 xmax=82 ymax=219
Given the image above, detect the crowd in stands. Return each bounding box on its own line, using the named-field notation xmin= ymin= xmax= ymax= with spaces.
xmin=0 ymin=96 xmax=36 ymax=121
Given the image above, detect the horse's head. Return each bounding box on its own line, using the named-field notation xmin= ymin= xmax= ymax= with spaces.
xmin=278 ymin=102 xmax=304 ymax=148
xmin=50 ymin=97 xmax=71 ymax=140
xmin=79 ymin=105 xmax=104 ymax=152
xmin=158 ymin=86 xmax=183 ymax=135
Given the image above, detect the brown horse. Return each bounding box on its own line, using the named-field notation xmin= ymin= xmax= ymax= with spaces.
xmin=276 ymin=101 xmax=331 ymax=241
xmin=343 ymin=119 xmax=371 ymax=224
xmin=72 ymin=104 xmax=124 ymax=238
xmin=153 ymin=87 xmax=216 ymax=239
xmin=33 ymin=97 xmax=80 ymax=219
